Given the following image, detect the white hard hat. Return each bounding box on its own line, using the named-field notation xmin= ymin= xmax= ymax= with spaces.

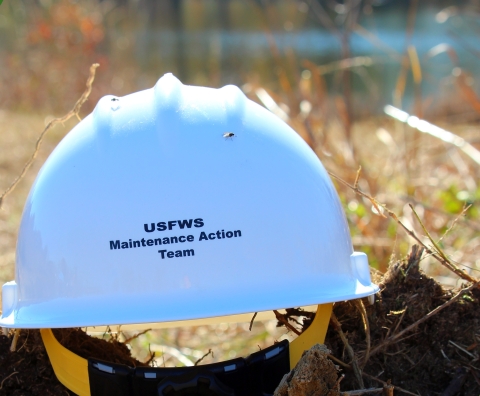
xmin=0 ymin=74 xmax=377 ymax=395
xmin=1 ymin=73 xmax=377 ymax=329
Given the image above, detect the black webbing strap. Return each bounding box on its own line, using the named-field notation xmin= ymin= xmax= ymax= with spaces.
xmin=88 ymin=339 xmax=289 ymax=396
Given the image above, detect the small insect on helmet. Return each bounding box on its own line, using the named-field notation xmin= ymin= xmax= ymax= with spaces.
xmin=0 ymin=74 xmax=378 ymax=396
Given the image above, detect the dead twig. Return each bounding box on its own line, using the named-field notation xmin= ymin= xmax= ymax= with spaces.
xmin=335 ymin=374 xmax=345 ymax=391
xmin=438 ymin=203 xmax=472 ymax=243
xmin=362 ymin=372 xmax=415 ymax=396
xmin=144 ymin=344 xmax=156 ymax=366
xmin=448 ymin=340 xmax=476 ymax=359
xmin=328 ymin=171 xmax=386 ymax=218
xmin=400 ymin=195 xmax=480 ymax=233
xmin=370 ymin=281 xmax=480 ymax=357
xmin=0 ymin=63 xmax=100 ymax=209
xmin=353 ymin=165 xmax=362 ymax=189
xmin=273 ymin=310 xmax=301 ymax=335
xmin=331 ymin=313 xmax=365 ymax=389
xmin=383 ymin=382 xmax=394 ymax=396
xmin=328 ymin=170 xmax=477 ymax=283
xmin=195 ymin=349 xmax=213 ymax=366
xmin=249 ymin=312 xmax=258 ymax=331
xmin=354 ymin=299 xmax=371 ymax=368
xmin=111 ymin=326 xmax=121 ymax=341
xmin=16 ymin=329 xmax=29 ymax=352
xmin=391 ymin=208 xmax=475 ymax=282
xmin=326 ymin=354 xmax=416 ymax=396
xmin=409 ymin=203 xmax=463 ymax=276
xmin=10 ymin=329 xmax=20 ymax=352
xmin=0 ymin=371 xmax=18 ymax=390
xmin=102 ymin=326 xmax=112 ymax=340
xmin=123 ymin=328 xmax=151 ymax=344
xmin=328 ymin=353 xmax=351 ymax=369
xmin=392 ymin=308 xmax=408 ymax=337
xmin=341 ymin=388 xmax=383 ymax=395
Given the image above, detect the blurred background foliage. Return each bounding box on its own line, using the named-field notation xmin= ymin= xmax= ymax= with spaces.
xmin=1 ymin=0 xmax=480 ymax=366
xmin=2 ymin=0 xmax=480 ymax=116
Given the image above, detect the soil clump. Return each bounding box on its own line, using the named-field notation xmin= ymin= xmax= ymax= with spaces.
xmin=274 ymin=344 xmax=341 ymax=396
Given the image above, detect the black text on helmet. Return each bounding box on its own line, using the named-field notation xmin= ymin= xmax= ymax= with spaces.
xmin=144 ymin=218 xmax=204 ymax=232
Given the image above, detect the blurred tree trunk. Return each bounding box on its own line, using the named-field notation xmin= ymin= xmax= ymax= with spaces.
xmin=141 ymin=0 xmax=186 ymax=81
xmin=169 ymin=0 xmax=187 ymax=81
xmin=217 ymin=0 xmax=230 ymax=84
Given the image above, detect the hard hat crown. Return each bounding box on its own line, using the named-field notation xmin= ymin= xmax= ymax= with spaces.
xmin=0 ymin=74 xmax=378 ymax=329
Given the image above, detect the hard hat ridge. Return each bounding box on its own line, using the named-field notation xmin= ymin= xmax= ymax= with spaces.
xmin=93 ymin=95 xmax=120 ymax=138
xmin=153 ymin=72 xmax=184 ymax=112
xmin=218 ymin=84 xmax=247 ymax=126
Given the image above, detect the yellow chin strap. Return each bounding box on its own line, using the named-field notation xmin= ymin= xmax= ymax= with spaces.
xmin=288 ymin=303 xmax=332 ymax=368
xmin=41 ymin=303 xmax=333 ymax=396
xmin=40 ymin=327 xmax=90 ymax=395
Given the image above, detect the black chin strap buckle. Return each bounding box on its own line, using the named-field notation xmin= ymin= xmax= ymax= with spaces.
xmin=88 ymin=339 xmax=290 ymax=396
xmin=157 ymin=369 xmax=234 ymax=396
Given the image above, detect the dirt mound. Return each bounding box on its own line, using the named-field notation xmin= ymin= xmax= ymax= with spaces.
xmin=322 ymin=246 xmax=480 ymax=394
xmin=272 ymin=246 xmax=480 ymax=394
xmin=0 ymin=328 xmax=145 ymax=395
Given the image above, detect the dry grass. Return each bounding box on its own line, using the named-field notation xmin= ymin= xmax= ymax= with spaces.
xmin=122 ymin=320 xmax=290 ymax=367
xmin=0 ymin=110 xmax=78 ymax=283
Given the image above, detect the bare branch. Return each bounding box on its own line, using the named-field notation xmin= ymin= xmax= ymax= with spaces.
xmin=409 ymin=203 xmax=453 ymax=268
xmin=249 ymin=312 xmax=258 ymax=331
xmin=328 ymin=171 xmax=387 ymax=218
xmin=353 ymin=166 xmax=362 ymax=189
xmin=274 ymin=310 xmax=301 ymax=335
xmin=438 ymin=203 xmax=472 ymax=243
xmin=123 ymin=328 xmax=152 ymax=344
xmin=328 ymin=170 xmax=477 ymax=283
xmin=326 ymin=355 xmax=417 ymax=395
xmin=0 ymin=63 xmax=100 ymax=209
xmin=10 ymin=329 xmax=20 ymax=352
xmin=354 ymin=299 xmax=371 ymax=368
xmin=330 ymin=313 xmax=365 ymax=389
xmin=195 ymin=349 xmax=213 ymax=366
xmin=0 ymin=371 xmax=18 ymax=390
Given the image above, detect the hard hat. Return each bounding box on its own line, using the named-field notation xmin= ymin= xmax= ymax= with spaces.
xmin=0 ymin=74 xmax=378 ymax=395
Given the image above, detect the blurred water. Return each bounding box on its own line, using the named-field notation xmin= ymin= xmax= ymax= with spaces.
xmin=130 ymin=7 xmax=480 ymax=115
xmin=1 ymin=1 xmax=479 ymax=115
